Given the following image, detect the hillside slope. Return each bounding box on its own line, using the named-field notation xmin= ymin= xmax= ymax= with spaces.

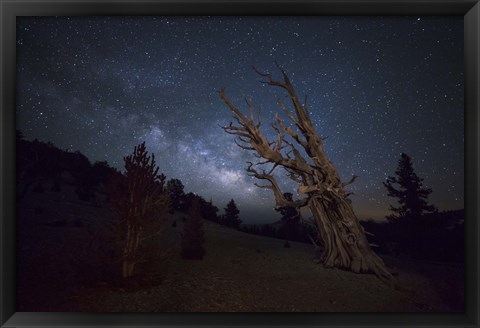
xmin=16 ymin=183 xmax=463 ymax=312
xmin=78 ymin=219 xmax=462 ymax=312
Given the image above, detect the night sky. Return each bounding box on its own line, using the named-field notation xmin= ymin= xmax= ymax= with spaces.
xmin=16 ymin=16 xmax=464 ymax=223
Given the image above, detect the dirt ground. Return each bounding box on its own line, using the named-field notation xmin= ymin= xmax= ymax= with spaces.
xmin=76 ymin=220 xmax=464 ymax=312
xmin=16 ymin=186 xmax=464 ymax=312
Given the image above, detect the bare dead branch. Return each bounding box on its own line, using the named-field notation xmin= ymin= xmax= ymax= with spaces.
xmin=246 ymin=161 xmax=308 ymax=209
xmin=253 ymin=183 xmax=273 ymax=189
xmin=219 ymin=88 xmax=249 ymax=123
xmin=251 ymin=65 xmax=271 ymax=78
xmin=234 ymin=138 xmax=255 ymax=150
xmin=342 ymin=175 xmax=359 ymax=187
xmin=255 ymin=159 xmax=273 ymax=166
xmin=244 ymin=96 xmax=255 ymax=122
xmin=238 ymin=136 xmax=251 ymax=144
xmin=223 ymin=129 xmax=251 ymax=138
xmin=274 ymin=111 xmax=308 ymax=149
xmin=266 ymin=163 xmax=278 ymax=175
xmin=277 ymin=100 xmax=304 ymax=132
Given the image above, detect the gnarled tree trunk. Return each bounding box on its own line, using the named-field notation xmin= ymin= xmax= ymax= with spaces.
xmin=219 ymin=65 xmax=394 ymax=284
xmin=308 ymin=194 xmax=392 ymax=282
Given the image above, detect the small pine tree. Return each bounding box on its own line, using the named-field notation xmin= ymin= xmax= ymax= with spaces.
xmin=383 ymin=153 xmax=437 ymax=220
xmin=223 ymin=199 xmax=241 ymax=229
xmin=181 ymin=198 xmax=205 ymax=259
xmin=200 ymin=198 xmax=220 ymax=222
xmin=109 ymin=142 xmax=170 ymax=278
xmin=166 ymin=178 xmax=186 ymax=213
xmin=275 ymin=192 xmax=301 ymax=244
xmin=183 ymin=192 xmax=196 ymax=212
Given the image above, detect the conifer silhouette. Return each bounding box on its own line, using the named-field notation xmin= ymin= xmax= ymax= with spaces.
xmin=384 ymin=153 xmax=437 ymax=220
xmin=223 ymin=199 xmax=241 ymax=229
xmin=109 ymin=142 xmax=170 ymax=278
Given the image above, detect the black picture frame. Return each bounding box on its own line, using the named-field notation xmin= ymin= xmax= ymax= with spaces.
xmin=1 ymin=1 xmax=478 ymax=327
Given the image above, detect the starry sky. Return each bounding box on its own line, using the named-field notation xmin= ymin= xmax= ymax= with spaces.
xmin=16 ymin=16 xmax=464 ymax=223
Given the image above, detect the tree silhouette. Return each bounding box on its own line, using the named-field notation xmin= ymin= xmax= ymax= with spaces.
xmin=166 ymin=178 xmax=186 ymax=212
xmin=383 ymin=153 xmax=437 ymax=220
xmin=199 ymin=198 xmax=220 ymax=223
xmin=181 ymin=198 xmax=206 ymax=259
xmin=219 ymin=65 xmax=393 ymax=283
xmin=383 ymin=153 xmax=438 ymax=257
xmin=223 ymin=199 xmax=242 ymax=229
xmin=109 ymin=142 xmax=170 ymax=278
xmin=275 ymin=192 xmax=301 ymax=245
xmin=183 ymin=192 xmax=196 ymax=211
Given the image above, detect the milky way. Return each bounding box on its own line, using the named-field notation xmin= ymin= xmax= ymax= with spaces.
xmin=16 ymin=16 xmax=464 ymax=223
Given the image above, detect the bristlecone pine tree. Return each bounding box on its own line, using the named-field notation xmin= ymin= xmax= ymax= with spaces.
xmin=383 ymin=153 xmax=437 ymax=220
xmin=109 ymin=142 xmax=170 ymax=278
xmin=181 ymin=198 xmax=206 ymax=259
xmin=219 ymin=65 xmax=394 ymax=284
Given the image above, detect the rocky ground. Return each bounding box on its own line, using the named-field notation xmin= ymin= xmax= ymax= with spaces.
xmin=16 ymin=184 xmax=464 ymax=312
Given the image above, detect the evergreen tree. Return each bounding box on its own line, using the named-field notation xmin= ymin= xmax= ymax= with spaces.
xmin=223 ymin=199 xmax=241 ymax=229
xmin=183 ymin=192 xmax=197 ymax=211
xmin=109 ymin=142 xmax=170 ymax=278
xmin=199 ymin=198 xmax=220 ymax=222
xmin=166 ymin=178 xmax=186 ymax=212
xmin=275 ymin=193 xmax=301 ymax=244
xmin=383 ymin=153 xmax=437 ymax=220
xmin=181 ymin=198 xmax=205 ymax=259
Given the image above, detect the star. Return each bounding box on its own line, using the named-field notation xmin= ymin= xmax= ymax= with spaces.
xmin=16 ymin=16 xmax=464 ymax=222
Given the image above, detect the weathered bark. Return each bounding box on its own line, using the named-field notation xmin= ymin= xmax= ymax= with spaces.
xmin=122 ymin=225 xmax=141 ymax=278
xmin=219 ymin=65 xmax=394 ymax=284
xmin=308 ymin=194 xmax=393 ymax=284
